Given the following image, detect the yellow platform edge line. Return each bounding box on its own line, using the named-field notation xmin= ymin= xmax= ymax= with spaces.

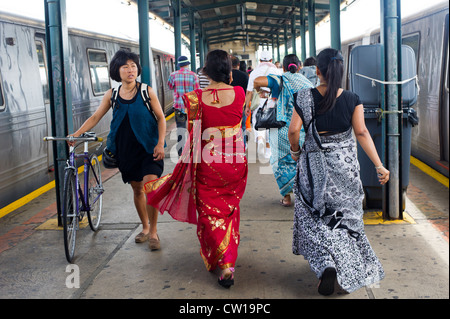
xmin=0 ymin=112 xmax=174 ymax=219
xmin=0 ymin=180 xmax=56 ymax=219
xmin=363 ymin=211 xmax=416 ymax=225
xmin=36 ymin=210 xmax=415 ymax=230
xmin=410 ymin=156 xmax=449 ymax=188
xmin=36 ymin=216 xmax=89 ymax=230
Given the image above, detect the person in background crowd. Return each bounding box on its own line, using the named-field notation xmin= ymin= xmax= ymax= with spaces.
xmin=69 ymin=49 xmax=166 ymax=249
xmin=197 ymin=67 xmax=210 ymax=89
xmin=245 ymin=50 xmax=281 ymax=160
xmin=288 ymin=48 xmax=389 ymax=296
xmin=300 ymin=56 xmax=320 ymax=87
xmin=253 ymin=54 xmax=313 ymax=207
xmin=230 ymin=55 xmax=250 ymax=149
xmin=168 ymin=56 xmax=200 ymax=156
xmin=239 ymin=60 xmax=247 ymax=73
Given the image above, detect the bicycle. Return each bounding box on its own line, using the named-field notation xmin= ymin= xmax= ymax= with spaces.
xmin=44 ymin=132 xmax=104 ymax=262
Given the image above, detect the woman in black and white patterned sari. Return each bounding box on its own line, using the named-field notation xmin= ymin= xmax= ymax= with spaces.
xmin=288 ymin=48 xmax=390 ymax=296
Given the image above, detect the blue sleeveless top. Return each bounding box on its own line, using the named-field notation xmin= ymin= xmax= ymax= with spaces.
xmin=106 ymin=86 xmax=161 ymax=155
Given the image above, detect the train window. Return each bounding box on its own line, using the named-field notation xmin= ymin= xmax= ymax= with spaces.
xmin=35 ymin=40 xmax=49 ymax=102
xmin=87 ymin=49 xmax=111 ymax=95
xmin=402 ymin=33 xmax=420 ymax=69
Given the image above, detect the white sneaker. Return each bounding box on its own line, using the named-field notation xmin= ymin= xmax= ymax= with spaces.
xmin=257 ymin=140 xmax=265 ymax=158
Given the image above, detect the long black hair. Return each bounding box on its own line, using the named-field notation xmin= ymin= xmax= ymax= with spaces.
xmin=279 ymin=54 xmax=301 ymax=92
xmin=316 ymin=48 xmax=344 ymax=114
xmin=282 ymin=54 xmax=301 ymax=73
xmin=203 ymin=49 xmax=232 ymax=84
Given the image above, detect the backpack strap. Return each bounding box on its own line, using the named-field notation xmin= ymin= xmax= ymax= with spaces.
xmin=110 ymin=83 xmax=158 ymax=121
xmin=140 ymin=83 xmax=158 ymax=121
xmin=110 ymin=84 xmax=121 ymax=111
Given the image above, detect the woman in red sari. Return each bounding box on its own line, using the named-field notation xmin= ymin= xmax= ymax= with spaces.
xmin=145 ymin=50 xmax=248 ymax=288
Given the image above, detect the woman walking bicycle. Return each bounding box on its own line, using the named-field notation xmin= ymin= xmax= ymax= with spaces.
xmin=69 ymin=49 xmax=166 ymax=249
xmin=288 ymin=48 xmax=389 ymax=295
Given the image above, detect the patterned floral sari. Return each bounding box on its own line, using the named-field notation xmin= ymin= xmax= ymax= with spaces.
xmin=267 ymin=72 xmax=313 ymax=196
xmin=145 ymin=87 xmax=248 ymax=272
xmin=292 ymin=88 xmax=384 ymax=293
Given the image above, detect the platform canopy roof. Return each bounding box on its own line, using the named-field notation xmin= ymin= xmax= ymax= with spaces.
xmin=131 ymin=0 xmax=350 ymax=46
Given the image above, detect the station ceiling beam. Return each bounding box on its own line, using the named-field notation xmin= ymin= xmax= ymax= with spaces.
xmin=134 ymin=0 xmax=349 ymax=61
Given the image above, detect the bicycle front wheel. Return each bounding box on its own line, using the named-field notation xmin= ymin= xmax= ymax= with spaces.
xmin=62 ymin=168 xmax=78 ymax=263
xmin=87 ymin=154 xmax=103 ymax=231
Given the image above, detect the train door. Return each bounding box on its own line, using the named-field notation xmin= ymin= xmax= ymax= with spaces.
xmin=345 ymin=43 xmax=355 ymax=90
xmin=35 ymin=35 xmax=53 ymax=170
xmin=440 ymin=14 xmax=449 ymax=166
xmin=153 ymin=54 xmax=165 ymax=110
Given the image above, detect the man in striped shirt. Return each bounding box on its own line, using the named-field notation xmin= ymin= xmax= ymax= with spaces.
xmin=168 ymin=56 xmax=200 ymax=155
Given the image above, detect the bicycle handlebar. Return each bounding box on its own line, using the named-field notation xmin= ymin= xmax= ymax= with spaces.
xmin=43 ymin=136 xmax=103 ymax=142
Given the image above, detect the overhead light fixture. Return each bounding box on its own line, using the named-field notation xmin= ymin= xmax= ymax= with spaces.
xmin=245 ymin=2 xmax=257 ymax=10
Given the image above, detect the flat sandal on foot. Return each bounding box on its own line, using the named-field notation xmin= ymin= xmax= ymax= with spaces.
xmin=148 ymin=234 xmax=160 ymax=251
xmin=218 ymin=274 xmax=234 ymax=288
xmin=318 ymin=267 xmax=336 ymax=296
xmin=135 ymin=232 xmax=150 ymax=243
xmin=279 ymin=198 xmax=292 ymax=207
xmin=218 ymin=268 xmax=235 ymax=288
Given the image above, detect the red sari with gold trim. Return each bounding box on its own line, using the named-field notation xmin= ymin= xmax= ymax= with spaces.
xmin=145 ymin=86 xmax=248 ymax=272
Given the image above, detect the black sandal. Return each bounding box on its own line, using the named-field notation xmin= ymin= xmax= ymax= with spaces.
xmin=218 ymin=268 xmax=235 ymax=288
xmin=318 ymin=267 xmax=336 ymax=296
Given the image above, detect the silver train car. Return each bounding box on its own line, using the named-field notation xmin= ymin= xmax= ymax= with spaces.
xmin=340 ymin=2 xmax=449 ymax=178
xmin=0 ymin=12 xmax=175 ymax=209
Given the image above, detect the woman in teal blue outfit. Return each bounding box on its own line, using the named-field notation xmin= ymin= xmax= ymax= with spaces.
xmin=253 ymin=54 xmax=313 ymax=207
xmin=70 ymin=49 xmax=166 ymax=249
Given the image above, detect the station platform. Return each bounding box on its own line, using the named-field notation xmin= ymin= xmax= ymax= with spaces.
xmin=0 ymin=117 xmax=448 ymax=306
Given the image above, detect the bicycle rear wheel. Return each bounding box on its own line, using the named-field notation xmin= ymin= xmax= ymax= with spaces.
xmin=62 ymin=168 xmax=78 ymax=263
xmin=87 ymin=154 xmax=103 ymax=231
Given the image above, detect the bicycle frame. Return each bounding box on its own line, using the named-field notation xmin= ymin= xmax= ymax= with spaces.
xmin=68 ymin=141 xmax=102 ymax=216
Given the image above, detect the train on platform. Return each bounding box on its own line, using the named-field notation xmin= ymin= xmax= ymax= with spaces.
xmin=340 ymin=2 xmax=449 ymax=178
xmin=1 ymin=3 xmax=449 ymax=212
xmin=0 ymin=11 xmax=175 ymax=209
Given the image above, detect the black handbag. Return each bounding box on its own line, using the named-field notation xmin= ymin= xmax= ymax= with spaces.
xmin=254 ymin=93 xmax=286 ymax=130
xmin=102 ymin=147 xmax=118 ymax=169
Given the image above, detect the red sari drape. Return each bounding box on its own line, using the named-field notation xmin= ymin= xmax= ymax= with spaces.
xmin=145 ymin=87 xmax=248 ymax=272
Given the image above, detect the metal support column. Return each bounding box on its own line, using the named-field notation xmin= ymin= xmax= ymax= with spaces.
xmin=44 ymin=0 xmax=73 ymax=225
xmin=300 ymin=1 xmax=307 ymax=62
xmin=271 ymin=37 xmax=275 ymax=62
xmin=276 ymin=32 xmax=281 ymax=63
xmin=138 ymin=0 xmax=151 ymax=85
xmin=284 ymin=23 xmax=288 ymax=57
xmin=291 ymin=14 xmax=296 ymax=55
xmin=330 ymin=0 xmax=341 ymax=50
xmin=189 ymin=10 xmax=196 ymax=72
xmin=172 ymin=0 xmax=182 ymax=69
xmin=199 ymin=26 xmax=205 ymax=67
xmin=204 ymin=37 xmax=208 ymax=55
xmin=308 ymin=0 xmax=316 ymax=57
xmin=380 ymin=0 xmax=402 ymax=219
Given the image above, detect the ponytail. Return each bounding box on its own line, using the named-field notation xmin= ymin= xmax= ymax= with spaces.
xmin=316 ymin=48 xmax=344 ymax=114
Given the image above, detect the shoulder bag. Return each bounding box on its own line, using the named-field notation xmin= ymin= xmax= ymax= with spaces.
xmin=254 ymin=91 xmax=286 ymax=130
